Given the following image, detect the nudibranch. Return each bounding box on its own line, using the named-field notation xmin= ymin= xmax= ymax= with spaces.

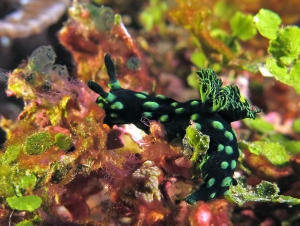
xmin=88 ymin=54 xmax=261 ymax=204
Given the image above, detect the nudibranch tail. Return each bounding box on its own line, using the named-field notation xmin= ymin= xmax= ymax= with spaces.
xmin=88 ymin=53 xmax=261 ymax=204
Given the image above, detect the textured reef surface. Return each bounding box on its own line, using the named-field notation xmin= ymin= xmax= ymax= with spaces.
xmin=1 ymin=1 xmax=300 ymax=225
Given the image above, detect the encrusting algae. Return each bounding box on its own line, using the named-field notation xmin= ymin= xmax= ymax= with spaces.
xmin=1 ymin=1 xmax=300 ymax=225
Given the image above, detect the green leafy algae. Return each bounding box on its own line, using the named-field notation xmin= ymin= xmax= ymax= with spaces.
xmin=139 ymin=0 xmax=168 ymax=31
xmin=19 ymin=174 xmax=37 ymax=192
xmin=24 ymin=132 xmax=53 ymax=155
xmin=226 ymin=178 xmax=300 ymax=206
xmin=6 ymin=195 xmax=42 ymax=212
xmin=243 ymin=117 xmax=274 ymax=134
xmin=230 ymin=12 xmax=257 ymax=41
xmin=16 ymin=220 xmax=34 ymax=226
xmin=2 ymin=144 xmax=22 ymax=164
xmin=54 ymin=133 xmax=73 ymax=151
xmin=282 ymin=141 xmax=300 ymax=155
xmin=292 ymin=119 xmax=300 ymax=133
xmin=240 ymin=141 xmax=290 ymax=166
xmin=265 ymin=27 xmax=300 ymax=93
xmin=268 ymin=27 xmax=300 ymax=63
xmin=253 ymin=9 xmax=281 ymax=39
xmin=183 ymin=125 xmax=210 ymax=163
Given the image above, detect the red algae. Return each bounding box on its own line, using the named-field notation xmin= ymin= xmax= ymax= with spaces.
xmin=58 ymin=3 xmax=154 ymax=92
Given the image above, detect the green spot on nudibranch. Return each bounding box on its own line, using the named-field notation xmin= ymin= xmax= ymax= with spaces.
xmin=110 ymin=113 xmax=118 ymax=118
xmin=108 ymin=81 xmax=121 ymax=90
xmin=106 ymin=93 xmax=116 ymax=102
xmin=175 ymin=108 xmax=185 ymax=114
xmin=195 ymin=123 xmax=202 ymax=131
xmin=98 ymin=103 xmax=104 ymax=108
xmin=143 ymin=101 xmax=159 ymax=110
xmin=135 ymin=93 xmax=147 ymax=99
xmin=221 ymin=177 xmax=232 ymax=187
xmin=231 ymin=160 xmax=237 ymax=170
xmin=171 ymin=102 xmax=178 ymax=107
xmin=190 ymin=100 xmax=199 ymax=106
xmin=223 ymin=190 xmax=230 ymax=196
xmin=224 ymin=131 xmax=234 ymax=141
xmin=238 ymin=148 xmax=242 ymax=156
xmin=210 ymin=192 xmax=216 ymax=199
xmin=225 ymin=146 xmax=233 ymax=154
xmin=190 ymin=114 xmax=200 ymax=121
xmin=159 ymin=115 xmax=169 ymax=122
xmin=212 ymin=121 xmax=224 ymax=130
xmin=221 ymin=161 xmax=229 ymax=169
xmin=111 ymin=101 xmax=124 ymax=110
xmin=156 ymin=94 xmax=167 ymax=99
xmin=232 ymin=128 xmax=237 ymax=137
xmin=218 ymin=144 xmax=224 ymax=152
xmin=207 ymin=178 xmax=215 ymax=187
xmin=142 ymin=112 xmax=152 ymax=117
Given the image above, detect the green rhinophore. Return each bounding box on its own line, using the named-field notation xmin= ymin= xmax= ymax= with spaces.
xmin=143 ymin=101 xmax=159 ymax=110
xmin=108 ymin=81 xmax=121 ymax=90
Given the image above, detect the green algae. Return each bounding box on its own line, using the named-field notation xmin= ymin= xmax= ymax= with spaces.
xmin=2 ymin=144 xmax=22 ymax=164
xmin=226 ymin=178 xmax=300 ymax=206
xmin=183 ymin=125 xmax=210 ymax=163
xmin=24 ymin=132 xmax=53 ymax=155
xmin=54 ymin=133 xmax=73 ymax=151
xmin=6 ymin=195 xmax=42 ymax=212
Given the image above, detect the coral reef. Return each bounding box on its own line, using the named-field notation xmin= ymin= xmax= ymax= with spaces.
xmin=0 ymin=1 xmax=300 ymax=225
xmin=0 ymin=0 xmax=70 ymax=38
xmin=58 ymin=2 xmax=154 ymax=92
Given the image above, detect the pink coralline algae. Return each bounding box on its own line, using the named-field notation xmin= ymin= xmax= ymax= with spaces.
xmin=132 ymin=160 xmax=163 ymax=202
